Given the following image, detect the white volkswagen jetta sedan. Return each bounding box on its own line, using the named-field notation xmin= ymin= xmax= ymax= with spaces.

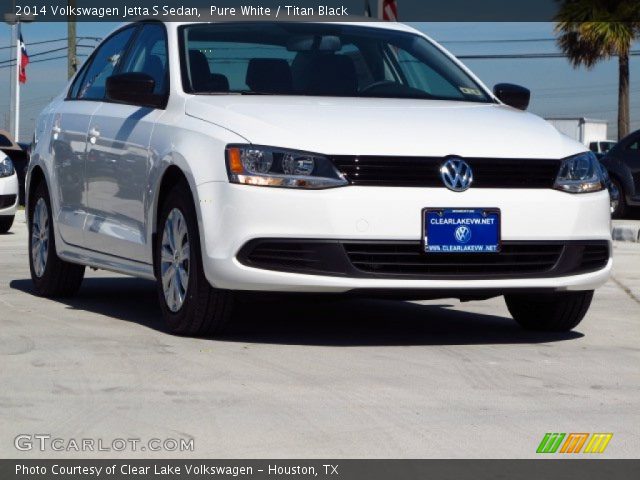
xmin=27 ymin=21 xmax=611 ymax=335
xmin=0 ymin=151 xmax=18 ymax=234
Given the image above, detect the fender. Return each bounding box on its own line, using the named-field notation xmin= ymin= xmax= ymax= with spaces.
xmin=601 ymin=155 xmax=636 ymax=202
xmin=147 ymin=117 xmax=247 ymax=268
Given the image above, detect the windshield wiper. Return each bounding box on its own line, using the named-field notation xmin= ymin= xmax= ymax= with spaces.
xmin=237 ymin=90 xmax=275 ymax=95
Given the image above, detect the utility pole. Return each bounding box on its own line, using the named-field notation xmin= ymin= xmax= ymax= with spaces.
xmin=3 ymin=13 xmax=21 ymax=142
xmin=68 ymin=0 xmax=77 ymax=79
xmin=3 ymin=2 xmax=20 ymax=141
xmin=14 ymin=20 xmax=21 ymax=142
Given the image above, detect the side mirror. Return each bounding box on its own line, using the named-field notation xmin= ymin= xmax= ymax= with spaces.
xmin=493 ymin=83 xmax=530 ymax=111
xmin=106 ymin=72 xmax=164 ymax=108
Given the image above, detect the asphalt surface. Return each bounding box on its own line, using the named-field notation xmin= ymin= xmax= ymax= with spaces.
xmin=0 ymin=215 xmax=639 ymax=459
xmin=612 ymin=218 xmax=640 ymax=243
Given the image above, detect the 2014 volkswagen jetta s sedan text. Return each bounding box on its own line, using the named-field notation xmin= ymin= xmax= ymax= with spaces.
xmin=26 ymin=21 xmax=612 ymax=335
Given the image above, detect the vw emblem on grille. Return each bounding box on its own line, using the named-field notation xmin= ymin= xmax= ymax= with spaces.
xmin=455 ymin=225 xmax=472 ymax=244
xmin=440 ymin=157 xmax=473 ymax=192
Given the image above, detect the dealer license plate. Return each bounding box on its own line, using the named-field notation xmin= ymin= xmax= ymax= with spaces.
xmin=423 ymin=208 xmax=500 ymax=253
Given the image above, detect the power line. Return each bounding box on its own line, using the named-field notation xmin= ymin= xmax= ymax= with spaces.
xmin=31 ymin=45 xmax=95 ymax=57
xmin=0 ymin=37 xmax=67 ymax=50
xmin=0 ymin=45 xmax=94 ymax=66
xmin=0 ymin=55 xmax=67 ymax=68
xmin=0 ymin=54 xmax=87 ymax=69
xmin=0 ymin=36 xmax=100 ymax=51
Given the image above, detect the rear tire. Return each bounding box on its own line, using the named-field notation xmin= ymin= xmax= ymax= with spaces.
xmin=505 ymin=291 xmax=593 ymax=332
xmin=0 ymin=215 xmax=14 ymax=234
xmin=155 ymin=180 xmax=234 ymax=337
xmin=29 ymin=182 xmax=85 ymax=297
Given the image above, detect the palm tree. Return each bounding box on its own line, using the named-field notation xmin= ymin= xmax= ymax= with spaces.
xmin=555 ymin=0 xmax=640 ymax=139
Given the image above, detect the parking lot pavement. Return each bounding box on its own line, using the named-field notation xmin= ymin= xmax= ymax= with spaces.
xmin=0 ymin=216 xmax=639 ymax=459
xmin=612 ymin=219 xmax=640 ymax=243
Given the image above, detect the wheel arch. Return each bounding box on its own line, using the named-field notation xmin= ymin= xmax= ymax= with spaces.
xmin=607 ymin=169 xmax=633 ymax=204
xmin=151 ymin=163 xmax=201 ymax=270
xmin=26 ymin=165 xmax=47 ymax=222
xmin=602 ymin=158 xmax=634 ymax=201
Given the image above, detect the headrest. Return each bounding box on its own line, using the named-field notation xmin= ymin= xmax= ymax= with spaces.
xmin=188 ymin=50 xmax=212 ymax=91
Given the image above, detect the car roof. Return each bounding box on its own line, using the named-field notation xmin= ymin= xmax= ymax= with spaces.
xmin=109 ymin=19 xmax=421 ymax=37
xmin=172 ymin=18 xmax=416 ymax=30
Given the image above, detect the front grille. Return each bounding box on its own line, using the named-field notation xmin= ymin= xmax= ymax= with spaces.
xmin=238 ymin=240 xmax=610 ymax=279
xmin=0 ymin=194 xmax=17 ymax=209
xmin=330 ymin=156 xmax=561 ymax=188
xmin=344 ymin=242 xmax=563 ymax=276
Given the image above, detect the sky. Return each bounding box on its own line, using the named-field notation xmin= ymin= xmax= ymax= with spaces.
xmin=0 ymin=21 xmax=639 ymax=142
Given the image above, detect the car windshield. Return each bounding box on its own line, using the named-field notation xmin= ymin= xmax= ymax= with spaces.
xmin=179 ymin=22 xmax=492 ymax=102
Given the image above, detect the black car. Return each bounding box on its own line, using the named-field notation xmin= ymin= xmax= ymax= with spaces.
xmin=600 ymin=129 xmax=640 ymax=218
xmin=597 ymin=161 xmax=620 ymax=216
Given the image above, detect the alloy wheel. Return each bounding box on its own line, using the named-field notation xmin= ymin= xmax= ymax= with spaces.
xmin=160 ymin=208 xmax=190 ymax=312
xmin=31 ymin=198 xmax=49 ymax=278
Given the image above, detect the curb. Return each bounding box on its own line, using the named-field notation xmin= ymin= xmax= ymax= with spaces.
xmin=612 ymin=224 xmax=640 ymax=243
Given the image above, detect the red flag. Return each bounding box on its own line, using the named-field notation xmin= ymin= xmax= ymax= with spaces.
xmin=378 ymin=0 xmax=398 ymax=21
xmin=19 ymin=34 xmax=29 ymax=84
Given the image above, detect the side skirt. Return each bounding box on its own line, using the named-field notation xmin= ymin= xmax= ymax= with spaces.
xmin=57 ymin=242 xmax=156 ymax=280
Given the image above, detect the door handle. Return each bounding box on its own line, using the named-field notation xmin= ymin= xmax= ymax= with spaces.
xmin=88 ymin=127 xmax=100 ymax=144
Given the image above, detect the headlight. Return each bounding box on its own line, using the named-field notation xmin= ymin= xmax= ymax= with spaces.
xmin=226 ymin=145 xmax=347 ymax=189
xmin=0 ymin=156 xmax=15 ymax=178
xmin=553 ymin=152 xmax=604 ymax=193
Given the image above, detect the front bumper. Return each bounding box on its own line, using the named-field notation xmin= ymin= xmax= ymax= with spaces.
xmin=0 ymin=174 xmax=19 ymax=217
xmin=195 ymin=182 xmax=612 ymax=293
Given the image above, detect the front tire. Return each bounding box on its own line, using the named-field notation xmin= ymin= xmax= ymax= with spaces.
xmin=505 ymin=291 xmax=594 ymax=332
xmin=0 ymin=216 xmax=14 ymax=234
xmin=29 ymin=182 xmax=85 ymax=297
xmin=155 ymin=181 xmax=233 ymax=336
xmin=610 ymin=177 xmax=626 ymax=218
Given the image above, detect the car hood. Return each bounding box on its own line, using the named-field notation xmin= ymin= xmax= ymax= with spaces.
xmin=185 ymin=96 xmax=583 ymax=159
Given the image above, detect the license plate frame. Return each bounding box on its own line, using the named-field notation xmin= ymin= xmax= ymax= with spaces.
xmin=422 ymin=208 xmax=501 ymax=254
